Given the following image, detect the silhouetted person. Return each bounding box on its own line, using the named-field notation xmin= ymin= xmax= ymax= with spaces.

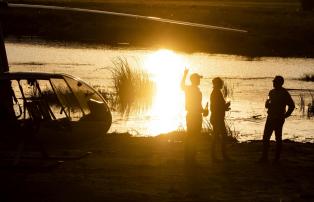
xmin=259 ymin=76 xmax=295 ymax=163
xmin=0 ymin=80 xmax=18 ymax=132
xmin=210 ymin=77 xmax=231 ymax=162
xmin=181 ymin=68 xmax=208 ymax=164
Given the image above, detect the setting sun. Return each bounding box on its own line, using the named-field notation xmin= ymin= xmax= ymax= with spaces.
xmin=143 ymin=49 xmax=188 ymax=134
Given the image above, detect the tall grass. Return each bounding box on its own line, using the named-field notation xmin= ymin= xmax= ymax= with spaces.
xmin=300 ymin=73 xmax=314 ymax=82
xmin=202 ymin=119 xmax=238 ymax=143
xmin=110 ymin=57 xmax=156 ymax=115
xmin=298 ymin=92 xmax=314 ymax=117
xmin=222 ymin=80 xmax=234 ymax=99
xmin=299 ymin=93 xmax=306 ymax=115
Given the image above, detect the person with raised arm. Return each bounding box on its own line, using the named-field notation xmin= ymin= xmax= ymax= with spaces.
xmin=181 ymin=68 xmax=208 ymax=165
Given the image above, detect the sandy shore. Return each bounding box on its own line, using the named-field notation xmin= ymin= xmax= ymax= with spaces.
xmin=1 ymin=133 xmax=314 ymax=202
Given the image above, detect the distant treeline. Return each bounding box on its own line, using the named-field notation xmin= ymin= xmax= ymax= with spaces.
xmin=1 ymin=0 xmax=314 ymax=57
xmin=301 ymin=0 xmax=314 ymax=11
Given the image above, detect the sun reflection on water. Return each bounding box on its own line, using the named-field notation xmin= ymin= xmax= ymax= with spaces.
xmin=143 ymin=49 xmax=188 ymax=135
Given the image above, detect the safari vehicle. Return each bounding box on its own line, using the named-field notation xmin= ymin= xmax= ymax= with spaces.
xmin=0 ymin=71 xmax=112 ymax=164
xmin=0 ymin=72 xmax=112 ymax=142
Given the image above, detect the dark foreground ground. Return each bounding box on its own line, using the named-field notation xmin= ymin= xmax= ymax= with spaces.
xmin=2 ymin=0 xmax=314 ymax=57
xmin=1 ymin=133 xmax=314 ymax=202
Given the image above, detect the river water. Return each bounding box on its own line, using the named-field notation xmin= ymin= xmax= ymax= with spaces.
xmin=6 ymin=41 xmax=314 ymax=142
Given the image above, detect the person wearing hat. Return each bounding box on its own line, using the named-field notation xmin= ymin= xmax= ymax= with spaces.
xmin=181 ymin=68 xmax=208 ymax=164
xmin=259 ymin=75 xmax=295 ymax=163
xmin=210 ymin=77 xmax=231 ymax=162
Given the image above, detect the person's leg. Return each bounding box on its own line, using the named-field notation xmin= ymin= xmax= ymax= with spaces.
xmin=189 ymin=135 xmax=196 ymax=163
xmin=185 ymin=114 xmax=197 ymax=164
xmin=260 ymin=118 xmax=274 ymax=161
xmin=211 ymin=124 xmax=219 ymax=162
xmin=274 ymin=119 xmax=285 ymax=161
xmin=221 ymin=122 xmax=230 ymax=160
xmin=185 ymin=114 xmax=191 ymax=163
xmin=190 ymin=114 xmax=202 ymax=163
xmin=185 ymin=135 xmax=193 ymax=163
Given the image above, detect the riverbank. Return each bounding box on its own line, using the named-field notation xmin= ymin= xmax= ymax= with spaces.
xmin=1 ymin=132 xmax=314 ymax=201
xmin=2 ymin=0 xmax=314 ymax=57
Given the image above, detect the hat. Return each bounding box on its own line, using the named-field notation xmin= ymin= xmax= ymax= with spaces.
xmin=190 ymin=73 xmax=203 ymax=82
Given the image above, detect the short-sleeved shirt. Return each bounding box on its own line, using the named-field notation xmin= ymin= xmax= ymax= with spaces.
xmin=183 ymin=85 xmax=203 ymax=114
xmin=267 ymin=88 xmax=295 ymax=119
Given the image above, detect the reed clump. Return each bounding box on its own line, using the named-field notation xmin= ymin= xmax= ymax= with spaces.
xmin=222 ymin=80 xmax=234 ymax=99
xmin=300 ymin=73 xmax=314 ymax=82
xmin=202 ymin=119 xmax=238 ymax=143
xmin=110 ymin=57 xmax=156 ymax=115
xmin=159 ymin=119 xmax=239 ymax=143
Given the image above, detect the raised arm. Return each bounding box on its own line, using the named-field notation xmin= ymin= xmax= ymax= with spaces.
xmin=180 ymin=68 xmax=189 ymax=90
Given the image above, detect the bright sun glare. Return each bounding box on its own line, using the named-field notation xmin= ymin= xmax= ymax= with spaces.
xmin=143 ymin=49 xmax=188 ymax=135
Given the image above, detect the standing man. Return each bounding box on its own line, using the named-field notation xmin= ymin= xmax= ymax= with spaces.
xmin=259 ymin=76 xmax=295 ymax=163
xmin=210 ymin=77 xmax=231 ymax=162
xmin=181 ymin=68 xmax=208 ymax=164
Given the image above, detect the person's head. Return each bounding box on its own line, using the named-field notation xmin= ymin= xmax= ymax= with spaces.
xmin=212 ymin=77 xmax=224 ymax=89
xmin=190 ymin=73 xmax=202 ymax=86
xmin=273 ymin=75 xmax=284 ymax=89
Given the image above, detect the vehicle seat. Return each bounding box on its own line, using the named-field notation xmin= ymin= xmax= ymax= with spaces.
xmin=25 ymin=99 xmax=52 ymax=121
